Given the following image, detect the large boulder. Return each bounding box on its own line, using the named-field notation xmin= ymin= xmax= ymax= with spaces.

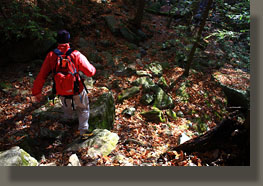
xmin=32 ymin=91 xmax=115 ymax=130
xmin=218 ymin=83 xmax=249 ymax=109
xmin=65 ymin=129 xmax=119 ymax=158
xmin=89 ymin=91 xmax=115 ymax=130
xmin=0 ymin=146 xmax=38 ymax=166
xmin=32 ymin=97 xmax=68 ymax=122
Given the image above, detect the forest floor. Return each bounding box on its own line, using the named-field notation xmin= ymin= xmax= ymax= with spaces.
xmin=0 ymin=1 xmax=250 ymax=166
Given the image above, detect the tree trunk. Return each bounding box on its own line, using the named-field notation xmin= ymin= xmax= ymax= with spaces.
xmin=183 ymin=0 xmax=213 ymax=77
xmin=173 ymin=113 xmax=249 ymax=154
xmin=132 ymin=0 xmax=146 ymax=29
xmin=173 ymin=118 xmax=237 ymax=153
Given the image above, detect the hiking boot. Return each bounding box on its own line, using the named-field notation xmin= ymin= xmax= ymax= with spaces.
xmin=80 ymin=130 xmax=94 ymax=140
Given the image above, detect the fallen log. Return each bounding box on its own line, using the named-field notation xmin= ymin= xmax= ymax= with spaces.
xmin=172 ymin=114 xmax=249 ymax=153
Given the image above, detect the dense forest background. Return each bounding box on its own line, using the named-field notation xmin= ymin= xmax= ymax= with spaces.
xmin=0 ymin=0 xmax=250 ymax=166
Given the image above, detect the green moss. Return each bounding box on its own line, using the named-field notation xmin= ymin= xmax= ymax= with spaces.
xmin=166 ymin=109 xmax=177 ymax=120
xmin=117 ymin=86 xmax=140 ymax=102
xmin=20 ymin=149 xmax=38 ymax=166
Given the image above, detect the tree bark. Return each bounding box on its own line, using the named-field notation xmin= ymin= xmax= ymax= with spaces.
xmin=132 ymin=0 xmax=146 ymax=29
xmin=183 ymin=0 xmax=213 ymax=77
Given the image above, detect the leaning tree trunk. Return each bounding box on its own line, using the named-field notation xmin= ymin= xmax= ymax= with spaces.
xmin=132 ymin=0 xmax=146 ymax=29
xmin=183 ymin=0 xmax=213 ymax=77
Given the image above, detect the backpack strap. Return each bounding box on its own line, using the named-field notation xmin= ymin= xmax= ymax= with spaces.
xmin=65 ymin=48 xmax=74 ymax=56
xmin=53 ymin=48 xmax=63 ymax=57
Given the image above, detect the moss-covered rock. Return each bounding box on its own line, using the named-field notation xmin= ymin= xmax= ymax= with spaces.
xmin=32 ymin=97 xmax=68 ymax=122
xmin=147 ymin=62 xmax=163 ymax=77
xmin=141 ymin=107 xmax=165 ymax=123
xmin=136 ymin=70 xmax=152 ymax=77
xmin=65 ymin=129 xmax=119 ymax=158
xmin=166 ymin=109 xmax=177 ymax=121
xmin=89 ymin=92 xmax=115 ymax=130
xmin=176 ymin=81 xmax=190 ymax=103
xmin=157 ymin=76 xmax=169 ymax=89
xmin=0 ymin=146 xmax=38 ymax=166
xmin=132 ymin=76 xmax=156 ymax=92
xmin=153 ymin=87 xmax=174 ymax=109
xmin=32 ymin=91 xmax=115 ymax=131
xmin=117 ymin=86 xmax=140 ymax=102
xmin=140 ymin=94 xmax=154 ymax=105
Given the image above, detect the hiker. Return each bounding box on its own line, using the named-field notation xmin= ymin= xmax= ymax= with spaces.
xmin=32 ymin=30 xmax=96 ymax=137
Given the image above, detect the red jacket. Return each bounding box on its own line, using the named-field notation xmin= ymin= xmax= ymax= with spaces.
xmin=32 ymin=43 xmax=96 ymax=96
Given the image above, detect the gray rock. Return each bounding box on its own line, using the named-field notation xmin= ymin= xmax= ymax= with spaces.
xmin=120 ymin=26 xmax=140 ymax=44
xmin=65 ymin=129 xmax=119 ymax=159
xmin=115 ymin=66 xmax=136 ymax=77
xmin=89 ymin=92 xmax=115 ymax=130
xmin=68 ymin=154 xmax=81 ymax=166
xmin=136 ymin=70 xmax=152 ymax=77
xmin=147 ymin=62 xmax=163 ymax=77
xmin=117 ymin=86 xmax=140 ymax=102
xmin=157 ymin=76 xmax=169 ymax=89
xmin=39 ymin=127 xmax=65 ymax=139
xmin=153 ymin=87 xmax=174 ymax=109
xmin=140 ymin=94 xmax=154 ymax=105
xmin=122 ymin=107 xmax=136 ymax=117
xmin=132 ymin=76 xmax=156 ymax=91
xmin=104 ymin=15 xmax=119 ymax=34
xmin=212 ymin=73 xmax=249 ymax=109
xmin=177 ymin=111 xmax=184 ymax=117
xmin=0 ymin=146 xmax=38 ymax=166
xmin=33 ymin=91 xmax=116 ymax=131
xmin=32 ymin=98 xmax=66 ymax=122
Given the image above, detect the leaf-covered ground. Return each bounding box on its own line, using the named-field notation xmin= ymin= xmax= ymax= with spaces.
xmin=0 ymin=0 xmax=250 ymax=166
